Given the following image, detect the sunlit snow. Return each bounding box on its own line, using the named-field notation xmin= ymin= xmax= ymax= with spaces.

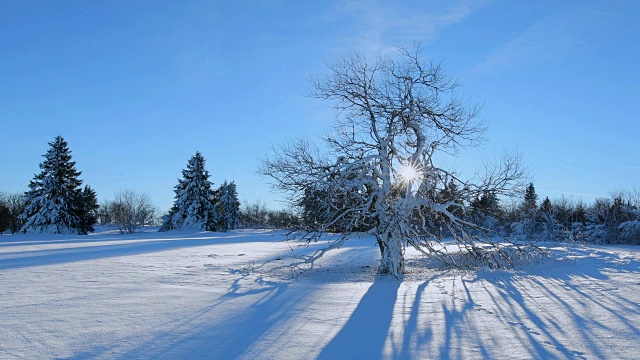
xmin=1 ymin=228 xmax=639 ymax=359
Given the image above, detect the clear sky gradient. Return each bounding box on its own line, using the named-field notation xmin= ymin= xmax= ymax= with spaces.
xmin=1 ymin=0 xmax=638 ymax=212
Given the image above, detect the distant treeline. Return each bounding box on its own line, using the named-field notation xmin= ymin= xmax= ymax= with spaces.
xmin=1 ymin=136 xmax=639 ymax=245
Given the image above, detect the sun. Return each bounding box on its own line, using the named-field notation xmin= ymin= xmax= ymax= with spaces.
xmin=397 ymin=161 xmax=423 ymax=184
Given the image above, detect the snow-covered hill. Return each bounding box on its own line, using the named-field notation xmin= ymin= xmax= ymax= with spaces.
xmin=1 ymin=229 xmax=638 ymax=359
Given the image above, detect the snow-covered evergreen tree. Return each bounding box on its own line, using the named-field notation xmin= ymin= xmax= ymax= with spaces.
xmin=20 ymin=136 xmax=89 ymax=234
xmin=470 ymin=191 xmax=502 ymax=231
xmin=216 ymin=181 xmax=241 ymax=231
xmin=161 ymin=152 xmax=219 ymax=231
xmin=509 ymin=183 xmax=541 ymax=239
xmin=77 ymin=185 xmax=99 ymax=234
xmin=523 ymin=183 xmax=538 ymax=212
xmin=619 ymin=214 xmax=640 ymax=244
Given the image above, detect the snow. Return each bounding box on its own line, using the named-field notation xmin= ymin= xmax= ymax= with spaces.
xmin=1 ymin=229 xmax=639 ymax=359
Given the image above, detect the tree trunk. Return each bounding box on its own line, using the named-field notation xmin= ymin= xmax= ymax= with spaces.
xmin=377 ymin=230 xmax=404 ymax=277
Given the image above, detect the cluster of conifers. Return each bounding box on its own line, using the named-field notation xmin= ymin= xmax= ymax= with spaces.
xmin=0 ymin=136 xmax=240 ymax=235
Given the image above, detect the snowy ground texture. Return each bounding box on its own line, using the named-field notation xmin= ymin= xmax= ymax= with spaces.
xmin=1 ymin=228 xmax=639 ymax=359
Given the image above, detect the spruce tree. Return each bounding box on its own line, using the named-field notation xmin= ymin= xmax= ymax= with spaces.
xmin=77 ymin=185 xmax=99 ymax=234
xmin=540 ymin=197 xmax=552 ymax=213
xmin=523 ymin=182 xmax=538 ymax=212
xmin=20 ymin=136 xmax=88 ymax=234
xmin=216 ymin=181 xmax=241 ymax=231
xmin=162 ymin=152 xmax=218 ymax=231
xmin=471 ymin=191 xmax=500 ymax=215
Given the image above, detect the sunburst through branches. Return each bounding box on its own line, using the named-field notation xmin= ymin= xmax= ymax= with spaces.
xmin=397 ymin=161 xmax=423 ymax=185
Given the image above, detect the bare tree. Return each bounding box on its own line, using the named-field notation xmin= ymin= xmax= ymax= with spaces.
xmin=0 ymin=195 xmax=10 ymax=235
xmin=111 ymin=190 xmax=156 ymax=234
xmin=97 ymin=199 xmax=113 ymax=225
xmin=0 ymin=192 xmax=26 ymax=234
xmin=260 ymin=44 xmax=536 ymax=277
xmin=240 ymin=200 xmax=270 ymax=228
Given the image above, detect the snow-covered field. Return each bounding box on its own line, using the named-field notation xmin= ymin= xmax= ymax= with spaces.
xmin=1 ymin=229 xmax=639 ymax=359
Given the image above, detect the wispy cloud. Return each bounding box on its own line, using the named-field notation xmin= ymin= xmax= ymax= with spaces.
xmin=329 ymin=0 xmax=487 ymax=55
xmin=543 ymin=189 xmax=608 ymax=200
xmin=473 ymin=1 xmax=627 ymax=74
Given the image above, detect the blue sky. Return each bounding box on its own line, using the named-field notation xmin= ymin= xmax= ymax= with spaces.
xmin=1 ymin=0 xmax=638 ymax=212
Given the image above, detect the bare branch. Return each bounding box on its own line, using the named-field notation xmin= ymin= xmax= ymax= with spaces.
xmin=260 ymin=44 xmax=542 ymax=277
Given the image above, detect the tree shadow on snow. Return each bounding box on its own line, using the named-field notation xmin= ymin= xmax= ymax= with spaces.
xmin=314 ymin=245 xmax=640 ymax=360
xmin=317 ymin=275 xmax=401 ymax=360
xmin=393 ymin=246 xmax=640 ymax=359
xmin=116 ymin=276 xmax=300 ymax=359
xmin=0 ymin=230 xmax=282 ymax=270
xmin=19 ymin=239 xmax=640 ymax=360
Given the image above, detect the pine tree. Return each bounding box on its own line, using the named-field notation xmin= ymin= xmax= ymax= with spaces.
xmin=216 ymin=181 xmax=241 ymax=231
xmin=77 ymin=185 xmax=99 ymax=234
xmin=469 ymin=191 xmax=502 ymax=230
xmin=523 ymin=182 xmax=538 ymax=212
xmin=20 ymin=136 xmax=88 ymax=234
xmin=161 ymin=152 xmax=219 ymax=231
xmin=540 ymin=197 xmax=552 ymax=213
xmin=471 ymin=191 xmax=500 ymax=215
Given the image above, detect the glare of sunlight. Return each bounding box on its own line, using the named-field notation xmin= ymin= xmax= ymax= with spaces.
xmin=397 ymin=161 xmax=423 ymax=184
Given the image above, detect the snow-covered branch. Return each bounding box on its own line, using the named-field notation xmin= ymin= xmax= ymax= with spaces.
xmin=261 ymin=43 xmax=542 ymax=277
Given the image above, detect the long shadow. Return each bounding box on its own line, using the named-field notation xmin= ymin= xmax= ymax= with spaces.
xmin=47 ymin=231 xmax=327 ymax=360
xmin=9 ymin=238 xmax=638 ymax=359
xmin=0 ymin=231 xmax=283 ymax=270
xmin=317 ymin=275 xmax=400 ymax=360
xmin=394 ymin=276 xmax=435 ymax=359
xmin=480 ymin=275 xmax=571 ymax=359
xmin=381 ymin=245 xmax=640 ymax=359
xmin=116 ymin=277 xmax=298 ymax=360
xmin=456 ymin=247 xmax=640 ymax=359
xmin=0 ymin=229 xmax=281 ymax=248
